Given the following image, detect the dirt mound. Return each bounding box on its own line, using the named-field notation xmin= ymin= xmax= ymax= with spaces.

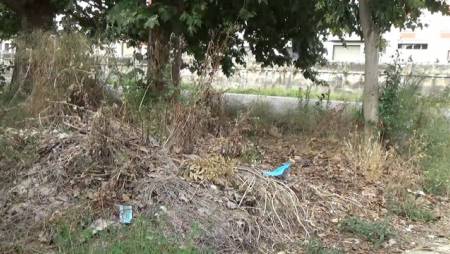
xmin=0 ymin=109 xmax=171 ymax=251
xmin=1 ymin=107 xmax=450 ymax=253
xmin=0 ymin=108 xmax=324 ymax=253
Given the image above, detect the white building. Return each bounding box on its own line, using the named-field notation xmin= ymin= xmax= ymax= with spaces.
xmin=324 ymin=11 xmax=450 ymax=64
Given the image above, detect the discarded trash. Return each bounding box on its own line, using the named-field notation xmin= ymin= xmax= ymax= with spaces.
xmin=90 ymin=219 xmax=114 ymax=234
xmin=119 ymin=205 xmax=133 ymax=224
xmin=263 ymin=162 xmax=291 ymax=177
xmin=407 ymin=188 xmax=426 ymax=197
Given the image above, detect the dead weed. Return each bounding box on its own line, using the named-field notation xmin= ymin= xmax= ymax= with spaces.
xmin=344 ymin=133 xmax=390 ymax=181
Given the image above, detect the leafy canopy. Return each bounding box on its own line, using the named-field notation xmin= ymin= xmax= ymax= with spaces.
xmin=317 ymin=0 xmax=449 ymax=37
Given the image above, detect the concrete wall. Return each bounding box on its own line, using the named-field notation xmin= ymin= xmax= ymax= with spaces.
xmin=181 ymin=63 xmax=450 ymax=95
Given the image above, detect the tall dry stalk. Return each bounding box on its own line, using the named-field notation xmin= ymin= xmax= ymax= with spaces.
xmin=5 ymin=32 xmax=118 ymax=121
xmin=344 ymin=133 xmax=389 ymax=181
xmin=164 ymin=25 xmax=239 ymax=153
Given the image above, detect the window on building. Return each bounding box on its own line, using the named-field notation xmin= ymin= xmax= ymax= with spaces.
xmin=447 ymin=50 xmax=450 ymax=63
xmin=332 ymin=44 xmax=361 ymax=62
xmin=398 ymin=43 xmax=428 ymax=50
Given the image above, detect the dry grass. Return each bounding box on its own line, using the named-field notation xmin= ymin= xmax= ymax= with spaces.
xmin=235 ymin=167 xmax=312 ymax=238
xmin=384 ymin=151 xmax=424 ymax=198
xmin=344 ymin=134 xmax=389 ymax=181
xmin=163 ymin=26 xmax=237 ymax=154
xmin=180 ymin=154 xmax=237 ymax=186
xmin=345 ymin=130 xmax=426 ymax=208
xmin=8 ymin=32 xmax=108 ymax=122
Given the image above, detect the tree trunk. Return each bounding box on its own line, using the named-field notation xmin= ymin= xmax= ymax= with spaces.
xmin=171 ymin=35 xmax=183 ymax=88
xmin=7 ymin=0 xmax=55 ymax=102
xmin=147 ymin=28 xmax=170 ymax=93
xmin=359 ymin=0 xmax=380 ymax=135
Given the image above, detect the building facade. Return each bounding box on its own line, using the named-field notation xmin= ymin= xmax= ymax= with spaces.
xmin=324 ymin=11 xmax=450 ymax=64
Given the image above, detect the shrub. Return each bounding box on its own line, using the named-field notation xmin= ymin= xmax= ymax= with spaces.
xmin=304 ymin=239 xmax=343 ymax=254
xmin=387 ymin=197 xmax=437 ymax=223
xmin=340 ymin=217 xmax=394 ymax=247
xmin=379 ymin=61 xmax=425 ymax=147
xmin=379 ymin=60 xmax=450 ymax=195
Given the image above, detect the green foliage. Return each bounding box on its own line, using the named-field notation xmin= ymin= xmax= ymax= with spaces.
xmin=54 ymin=218 xmax=202 ymax=254
xmin=304 ymin=239 xmax=344 ymax=254
xmin=242 ymin=0 xmax=328 ymax=80
xmin=106 ymin=0 xmax=153 ymax=43
xmin=317 ymin=0 xmax=449 ymax=38
xmin=119 ymin=68 xmax=181 ymax=106
xmin=0 ymin=3 xmax=20 ymax=39
xmin=104 ymin=0 xmax=332 ymax=79
xmin=378 ymin=61 xmax=450 ymax=195
xmin=379 ymin=60 xmax=423 ymax=146
xmin=241 ymin=143 xmax=264 ymax=164
xmin=388 ymin=198 xmax=437 ymax=223
xmin=420 ymin=111 xmax=450 ymax=195
xmin=340 ymin=217 xmax=394 ymax=247
xmin=0 ymin=0 xmax=73 ymax=32
xmin=116 ymin=70 xmax=183 ymax=142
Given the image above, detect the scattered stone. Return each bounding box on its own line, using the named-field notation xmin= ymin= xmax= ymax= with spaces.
xmin=197 ymin=207 xmax=212 ymax=216
xmin=384 ymin=239 xmax=397 ymax=248
xmin=90 ymin=219 xmax=114 ymax=235
xmin=159 ymin=205 xmax=168 ymax=213
xmin=38 ymin=231 xmax=51 ymax=243
xmin=178 ymin=192 xmax=189 ymax=203
xmin=226 ymin=200 xmax=238 ymax=210
xmin=122 ymin=194 xmax=130 ymax=202
xmin=58 ymin=133 xmax=70 ymax=139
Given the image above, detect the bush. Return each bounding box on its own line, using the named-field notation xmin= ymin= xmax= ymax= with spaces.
xmin=304 ymin=239 xmax=343 ymax=254
xmin=340 ymin=217 xmax=394 ymax=247
xmin=387 ymin=197 xmax=437 ymax=223
xmin=379 ymin=61 xmax=424 ymax=147
xmin=379 ymin=60 xmax=450 ymax=195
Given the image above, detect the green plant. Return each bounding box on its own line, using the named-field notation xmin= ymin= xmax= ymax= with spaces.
xmin=305 ymin=239 xmax=343 ymax=254
xmin=241 ymin=143 xmax=264 ymax=164
xmin=379 ymin=60 xmax=401 ymax=139
xmin=340 ymin=217 xmax=394 ymax=247
xmin=388 ymin=198 xmax=437 ymax=222
xmin=421 ymin=116 xmax=450 ymax=195
xmin=54 ymin=218 xmax=202 ymax=254
xmin=379 ymin=59 xmax=450 ymax=195
xmin=379 ymin=59 xmax=424 ymax=147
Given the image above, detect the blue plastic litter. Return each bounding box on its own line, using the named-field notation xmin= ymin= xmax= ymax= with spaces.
xmin=119 ymin=205 xmax=133 ymax=224
xmin=263 ymin=162 xmax=291 ymax=177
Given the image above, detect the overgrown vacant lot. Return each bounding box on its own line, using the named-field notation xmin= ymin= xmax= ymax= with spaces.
xmin=1 ymin=32 xmax=450 ymax=254
xmin=1 ymin=84 xmax=450 ymax=253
